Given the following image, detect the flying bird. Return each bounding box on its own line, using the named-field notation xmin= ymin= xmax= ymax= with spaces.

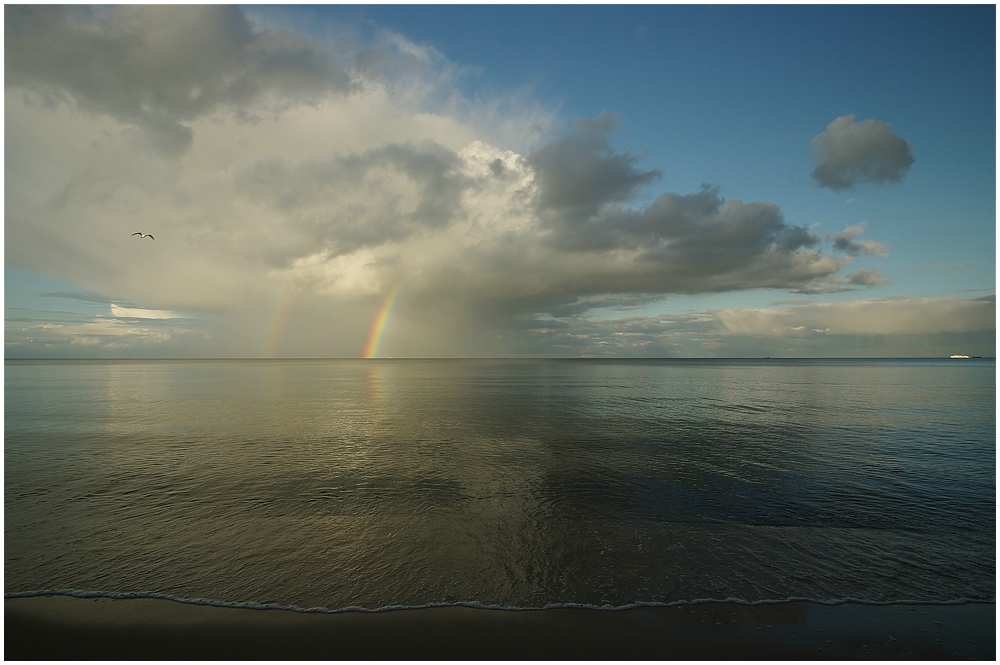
xmin=132 ymin=232 xmax=154 ymax=240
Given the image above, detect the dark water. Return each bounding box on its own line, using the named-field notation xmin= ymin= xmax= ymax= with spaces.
xmin=4 ymin=358 xmax=995 ymax=610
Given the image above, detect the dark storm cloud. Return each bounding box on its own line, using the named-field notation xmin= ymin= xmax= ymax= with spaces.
xmin=527 ymin=116 xmax=661 ymax=218
xmin=525 ymin=185 xmax=833 ymax=300
xmin=513 ymin=118 xmax=838 ymax=303
xmin=235 ymin=140 xmax=470 ymax=262
xmin=622 ymin=189 xmax=829 ymax=294
xmin=544 ymin=185 xmax=747 ymax=253
xmin=5 ymin=5 xmax=353 ymax=155
xmin=811 ymin=115 xmax=915 ymax=190
xmin=636 ymin=187 xmax=819 ymax=258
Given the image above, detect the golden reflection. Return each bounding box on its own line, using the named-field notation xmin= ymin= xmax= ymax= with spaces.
xmin=365 ymin=361 xmax=385 ymax=407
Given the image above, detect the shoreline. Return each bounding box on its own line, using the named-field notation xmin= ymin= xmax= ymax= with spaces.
xmin=6 ymin=595 xmax=994 ymax=660
xmin=5 ymin=589 xmax=994 ymax=614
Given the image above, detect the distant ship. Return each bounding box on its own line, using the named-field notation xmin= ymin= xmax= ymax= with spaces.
xmin=950 ymin=354 xmax=971 ymax=359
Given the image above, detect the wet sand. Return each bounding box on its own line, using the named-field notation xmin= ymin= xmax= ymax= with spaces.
xmin=5 ymin=595 xmax=994 ymax=660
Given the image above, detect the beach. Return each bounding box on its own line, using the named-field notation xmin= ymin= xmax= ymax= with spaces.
xmin=5 ymin=595 xmax=994 ymax=660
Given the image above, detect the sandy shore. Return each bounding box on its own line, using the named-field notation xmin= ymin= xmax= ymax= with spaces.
xmin=5 ymin=595 xmax=994 ymax=660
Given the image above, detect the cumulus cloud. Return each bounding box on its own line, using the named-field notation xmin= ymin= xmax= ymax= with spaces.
xmin=471 ymin=122 xmax=843 ymax=304
xmin=234 ymin=140 xmax=471 ymax=264
xmin=811 ymin=115 xmax=914 ymax=190
xmin=221 ymin=118 xmax=852 ymax=314
xmin=6 ymin=5 xmax=354 ymax=155
xmin=3 ymin=6 xmax=921 ymax=358
xmin=827 ymin=222 xmax=889 ymax=256
xmin=528 ymin=114 xmax=661 ymax=218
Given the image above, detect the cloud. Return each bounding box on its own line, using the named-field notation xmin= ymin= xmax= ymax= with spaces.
xmin=811 ymin=115 xmax=914 ymax=190
xmin=5 ymin=5 xmax=355 ymax=155
xmin=5 ymin=314 xmax=200 ymax=355
xmin=234 ymin=140 xmax=471 ymax=263
xmin=490 ymin=296 xmax=994 ymax=358
xmin=788 ymin=265 xmax=890 ymax=294
xmin=110 ymin=304 xmax=184 ymax=319
xmin=41 ymin=290 xmax=114 ymax=304
xmin=713 ymin=297 xmax=993 ymax=337
xmin=844 ymin=268 xmax=890 ymax=287
xmin=527 ymin=116 xmax=661 ymax=218
xmin=826 ymin=222 xmax=889 ymax=256
xmin=226 ymin=119 xmax=853 ymax=314
xmin=464 ymin=122 xmax=843 ymax=306
xmin=2 ymin=6 xmax=933 ymax=358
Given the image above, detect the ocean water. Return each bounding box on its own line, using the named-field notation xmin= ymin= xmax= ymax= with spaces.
xmin=4 ymin=358 xmax=995 ymax=611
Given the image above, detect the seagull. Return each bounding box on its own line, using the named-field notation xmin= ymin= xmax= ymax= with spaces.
xmin=132 ymin=232 xmax=154 ymax=240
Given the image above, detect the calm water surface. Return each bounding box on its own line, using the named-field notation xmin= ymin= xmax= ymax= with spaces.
xmin=5 ymin=359 xmax=995 ymax=610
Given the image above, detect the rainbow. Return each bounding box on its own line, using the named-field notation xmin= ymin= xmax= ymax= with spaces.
xmin=363 ymin=282 xmax=400 ymax=358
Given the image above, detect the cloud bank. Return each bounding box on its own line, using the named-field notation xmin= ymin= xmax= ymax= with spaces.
xmin=811 ymin=114 xmax=915 ymax=190
xmin=488 ymin=296 xmax=995 ymax=358
xmin=5 ymin=6 xmax=983 ymax=358
xmin=6 ymin=5 xmax=355 ymax=156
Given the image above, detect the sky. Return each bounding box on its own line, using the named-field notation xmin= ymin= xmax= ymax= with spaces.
xmin=4 ymin=4 xmax=996 ymax=358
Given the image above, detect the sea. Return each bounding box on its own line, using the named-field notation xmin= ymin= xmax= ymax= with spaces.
xmin=4 ymin=358 xmax=995 ymax=612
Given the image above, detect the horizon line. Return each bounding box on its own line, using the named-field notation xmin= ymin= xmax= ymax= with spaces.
xmin=4 ymin=356 xmax=994 ymax=361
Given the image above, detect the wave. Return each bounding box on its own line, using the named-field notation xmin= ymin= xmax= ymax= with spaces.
xmin=5 ymin=589 xmax=993 ymax=614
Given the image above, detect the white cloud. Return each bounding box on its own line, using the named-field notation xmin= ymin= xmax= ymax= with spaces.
xmin=110 ymin=304 xmax=183 ymax=319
